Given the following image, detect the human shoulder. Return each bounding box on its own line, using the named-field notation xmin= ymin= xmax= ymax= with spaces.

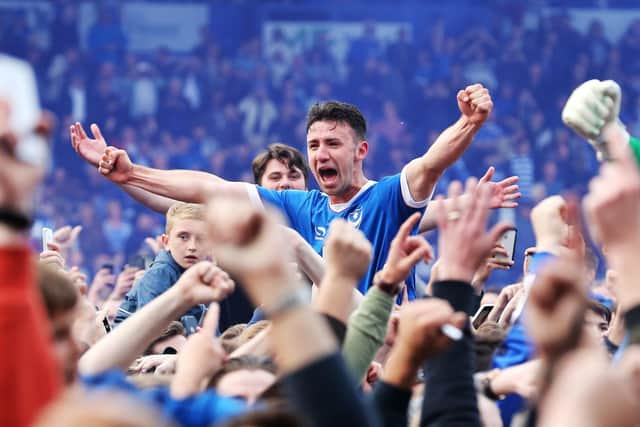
xmin=137 ymin=252 xmax=182 ymax=288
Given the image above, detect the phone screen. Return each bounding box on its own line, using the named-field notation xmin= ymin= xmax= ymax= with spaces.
xmin=472 ymin=304 xmax=495 ymax=329
xmin=102 ymin=316 xmax=112 ymax=333
xmin=497 ymin=228 xmax=517 ymax=261
xmin=41 ymin=227 xmax=53 ymax=252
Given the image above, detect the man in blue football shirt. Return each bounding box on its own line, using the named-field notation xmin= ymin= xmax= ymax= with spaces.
xmin=77 ymin=84 xmax=494 ymax=298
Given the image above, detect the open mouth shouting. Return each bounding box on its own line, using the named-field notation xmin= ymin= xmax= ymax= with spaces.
xmin=317 ymin=166 xmax=339 ymax=188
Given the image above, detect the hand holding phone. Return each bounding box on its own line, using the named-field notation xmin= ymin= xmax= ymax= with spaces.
xmin=41 ymin=227 xmax=53 ymax=252
xmin=472 ymin=304 xmax=495 ymax=329
xmin=496 ymin=228 xmax=517 ymax=261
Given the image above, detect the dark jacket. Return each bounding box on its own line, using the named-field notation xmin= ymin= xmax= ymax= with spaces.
xmin=114 ymin=250 xmax=204 ymax=328
xmin=420 ymin=280 xmax=481 ymax=427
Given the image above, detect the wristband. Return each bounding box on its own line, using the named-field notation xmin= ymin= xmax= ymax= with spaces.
xmin=480 ymin=369 xmax=505 ymax=401
xmin=0 ymin=208 xmax=33 ymax=231
xmin=262 ymin=287 xmax=310 ymax=319
xmin=372 ymin=271 xmax=403 ymax=296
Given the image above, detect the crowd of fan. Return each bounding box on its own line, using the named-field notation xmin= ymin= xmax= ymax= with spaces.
xmin=4 ymin=1 xmax=640 ymax=277
xmin=5 ymin=1 xmax=640 ymax=425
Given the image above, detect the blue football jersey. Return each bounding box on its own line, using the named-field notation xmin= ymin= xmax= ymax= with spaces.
xmin=247 ymin=167 xmax=430 ymax=300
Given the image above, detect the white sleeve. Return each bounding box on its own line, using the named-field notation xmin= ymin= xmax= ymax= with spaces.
xmin=245 ymin=184 xmax=265 ymax=210
xmin=400 ymin=166 xmax=432 ymax=209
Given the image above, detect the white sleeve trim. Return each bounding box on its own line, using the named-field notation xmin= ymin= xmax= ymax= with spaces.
xmin=400 ymin=166 xmax=432 ymax=209
xmin=246 ymin=184 xmax=265 ymax=210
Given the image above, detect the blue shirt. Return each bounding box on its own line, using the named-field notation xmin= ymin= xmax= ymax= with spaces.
xmin=248 ymin=167 xmax=430 ymax=299
xmin=81 ymin=370 xmax=246 ymax=427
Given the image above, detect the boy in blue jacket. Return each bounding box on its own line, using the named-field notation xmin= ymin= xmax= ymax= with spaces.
xmin=114 ymin=203 xmax=212 ymax=329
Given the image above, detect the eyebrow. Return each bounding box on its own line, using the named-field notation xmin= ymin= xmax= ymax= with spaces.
xmin=307 ymin=137 xmax=342 ymax=144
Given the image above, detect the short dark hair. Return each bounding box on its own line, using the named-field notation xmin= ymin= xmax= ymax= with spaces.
xmin=143 ymin=321 xmax=185 ymax=355
xmin=252 ymin=143 xmax=309 ymax=186
xmin=587 ymin=300 xmax=612 ymax=324
xmin=306 ymin=101 xmax=367 ymax=141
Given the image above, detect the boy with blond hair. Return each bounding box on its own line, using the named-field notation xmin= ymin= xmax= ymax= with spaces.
xmin=114 ymin=203 xmax=212 ymax=327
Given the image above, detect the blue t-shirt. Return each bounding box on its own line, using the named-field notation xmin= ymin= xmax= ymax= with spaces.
xmin=248 ymin=167 xmax=430 ymax=299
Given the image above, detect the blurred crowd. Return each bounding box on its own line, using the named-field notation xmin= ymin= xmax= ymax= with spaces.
xmin=3 ymin=1 xmax=640 ymax=277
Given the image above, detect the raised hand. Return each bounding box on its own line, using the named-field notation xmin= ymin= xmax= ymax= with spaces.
xmin=173 ymin=261 xmax=235 ymax=307
xmin=471 ymin=244 xmax=514 ymax=294
xmin=383 ymin=299 xmax=466 ymax=389
xmin=562 ymin=79 xmax=626 ymax=162
xmin=583 ymin=140 xmax=640 ymax=251
xmin=314 ymin=219 xmax=371 ymax=322
xmin=98 ymin=146 xmax=133 ymax=184
xmin=206 ymin=195 xmax=297 ymax=306
xmin=323 ymin=219 xmax=372 ymax=282
xmin=144 ymin=235 xmax=165 ymax=254
xmin=526 ymin=257 xmax=587 ymax=357
xmin=435 ymin=179 xmax=513 ymax=283
xmin=112 ymin=266 xmax=140 ymax=299
xmin=478 ymin=166 xmax=520 ymax=209
xmin=171 ymin=303 xmax=226 ymax=398
xmin=530 ymin=195 xmax=571 ymax=254
xmin=52 ymin=225 xmax=82 ymax=251
xmin=88 ymin=267 xmax=116 ymax=306
xmin=457 ymin=83 xmax=493 ymax=126
xmin=583 ymin=135 xmax=640 ymax=311
xmin=562 ymin=79 xmax=620 ymax=140
xmin=377 ymin=212 xmax=432 ymax=293
xmin=67 ymin=266 xmax=88 ymax=296
xmin=486 ymin=283 xmax=524 ymax=328
xmin=39 ymin=241 xmax=65 ymax=270
xmin=397 ymin=299 xmax=466 ymax=361
xmin=70 ymin=122 xmax=107 ymax=167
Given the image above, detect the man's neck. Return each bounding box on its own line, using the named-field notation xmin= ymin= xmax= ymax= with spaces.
xmin=328 ymin=176 xmax=369 ymax=205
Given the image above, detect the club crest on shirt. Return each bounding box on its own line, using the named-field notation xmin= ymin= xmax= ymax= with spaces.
xmin=347 ymin=206 xmax=363 ymax=228
xmin=314 ymin=225 xmax=327 ymax=240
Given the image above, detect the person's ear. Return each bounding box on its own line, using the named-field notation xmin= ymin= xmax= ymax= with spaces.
xmin=356 ymin=140 xmax=369 ymax=161
xmin=161 ymin=234 xmax=169 ymax=246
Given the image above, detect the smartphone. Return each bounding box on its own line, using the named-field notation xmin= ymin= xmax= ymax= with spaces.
xmin=472 ymin=304 xmax=495 ymax=329
xmin=497 ymin=228 xmax=517 ymax=261
xmin=100 ymin=263 xmax=114 ymax=274
xmin=41 ymin=227 xmax=53 ymax=252
xmin=102 ymin=316 xmax=112 ymax=333
xmin=181 ymin=315 xmax=199 ymax=335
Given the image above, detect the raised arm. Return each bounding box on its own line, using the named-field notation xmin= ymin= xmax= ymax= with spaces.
xmin=405 ymin=84 xmax=493 ymax=202
xmin=78 ymin=262 xmax=234 ymax=376
xmin=207 ymin=194 xmax=378 ymax=427
xmin=99 ymin=146 xmax=248 ymax=204
xmin=419 ymin=166 xmax=520 ymax=232
xmin=312 ymin=219 xmax=372 ymax=324
xmin=70 ymin=122 xmax=240 ymax=212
